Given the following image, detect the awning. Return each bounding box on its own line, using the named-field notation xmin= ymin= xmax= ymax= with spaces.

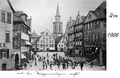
xmin=21 ymin=53 xmax=26 ymax=59
xmin=25 ymin=41 xmax=32 ymax=46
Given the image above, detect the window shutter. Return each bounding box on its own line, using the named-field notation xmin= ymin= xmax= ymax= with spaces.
xmin=6 ymin=49 xmax=9 ymax=58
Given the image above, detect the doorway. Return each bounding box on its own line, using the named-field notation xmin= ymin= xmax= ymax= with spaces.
xmin=15 ymin=54 xmax=19 ymax=70
xmin=2 ymin=63 xmax=6 ymax=70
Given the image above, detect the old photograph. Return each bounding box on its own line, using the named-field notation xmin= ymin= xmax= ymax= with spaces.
xmin=0 ymin=0 xmax=106 ymax=71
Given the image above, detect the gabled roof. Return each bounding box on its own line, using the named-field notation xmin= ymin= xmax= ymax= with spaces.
xmin=95 ymin=1 xmax=106 ymax=19
xmin=83 ymin=10 xmax=97 ymax=23
xmin=31 ymin=31 xmax=39 ymax=37
xmin=7 ymin=0 xmax=15 ymax=12
xmin=15 ymin=11 xmax=28 ymax=17
xmin=81 ymin=16 xmax=86 ymax=22
xmin=39 ymin=29 xmax=53 ymax=38
xmin=96 ymin=1 xmax=106 ymax=11
xmin=83 ymin=1 xmax=106 ymax=23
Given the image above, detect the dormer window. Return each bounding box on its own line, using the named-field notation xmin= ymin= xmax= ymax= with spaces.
xmin=88 ymin=14 xmax=91 ymax=19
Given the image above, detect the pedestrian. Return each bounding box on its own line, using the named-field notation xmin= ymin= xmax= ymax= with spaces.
xmin=91 ymin=62 xmax=93 ymax=68
xmin=57 ymin=59 xmax=60 ymax=69
xmin=62 ymin=62 xmax=65 ymax=70
xmin=35 ymin=61 xmax=37 ymax=66
xmin=30 ymin=62 xmax=32 ymax=67
xmin=47 ymin=59 xmax=49 ymax=65
xmin=72 ymin=61 xmax=76 ymax=69
xmin=80 ymin=62 xmax=84 ymax=71
xmin=66 ymin=59 xmax=69 ymax=69
xmin=62 ymin=59 xmax=66 ymax=70
xmin=45 ymin=61 xmax=47 ymax=69
xmin=50 ymin=61 xmax=53 ymax=70
xmin=43 ymin=61 xmax=45 ymax=70
xmin=24 ymin=62 xmax=27 ymax=69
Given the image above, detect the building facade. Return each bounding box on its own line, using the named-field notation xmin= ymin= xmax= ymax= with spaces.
xmin=84 ymin=1 xmax=106 ymax=66
xmin=31 ymin=31 xmax=39 ymax=52
xmin=63 ymin=26 xmax=68 ymax=53
xmin=66 ymin=13 xmax=85 ymax=57
xmin=67 ymin=17 xmax=75 ymax=57
xmin=13 ymin=11 xmax=31 ymax=67
xmin=37 ymin=29 xmax=55 ymax=51
xmin=55 ymin=36 xmax=64 ymax=51
xmin=74 ymin=12 xmax=85 ymax=57
xmin=0 ymin=0 xmax=14 ymax=70
xmin=52 ymin=4 xmax=63 ymax=39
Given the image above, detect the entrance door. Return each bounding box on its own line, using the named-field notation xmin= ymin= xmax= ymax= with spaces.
xmin=102 ymin=50 xmax=106 ymax=66
xmin=2 ymin=63 xmax=6 ymax=70
xmin=15 ymin=54 xmax=19 ymax=70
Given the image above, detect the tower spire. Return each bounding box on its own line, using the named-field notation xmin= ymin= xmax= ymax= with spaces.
xmin=56 ymin=3 xmax=60 ymax=17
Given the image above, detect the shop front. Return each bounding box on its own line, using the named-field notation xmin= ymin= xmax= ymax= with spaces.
xmin=84 ymin=45 xmax=100 ymax=61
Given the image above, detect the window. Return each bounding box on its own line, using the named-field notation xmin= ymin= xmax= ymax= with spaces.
xmin=85 ymin=24 xmax=87 ymax=30
xmin=46 ymin=32 xmax=48 ymax=35
xmin=88 ymin=14 xmax=92 ymax=19
xmin=49 ymin=44 xmax=51 ymax=47
xmin=49 ymin=40 xmax=51 ymax=43
xmin=43 ymin=40 xmax=45 ymax=43
xmin=5 ymin=32 xmax=10 ymax=42
xmin=89 ymin=23 xmax=91 ymax=29
xmin=51 ymin=44 xmax=53 ymax=47
xmin=0 ymin=49 xmax=9 ymax=59
xmin=40 ymin=44 xmax=42 ymax=47
xmin=1 ymin=12 xmax=5 ymax=22
xmin=0 ymin=43 xmax=2 ymax=47
xmin=93 ymin=34 xmax=95 ymax=42
xmin=41 ymin=40 xmax=42 ymax=43
xmin=6 ymin=49 xmax=9 ymax=58
xmin=0 ymin=49 xmax=2 ymax=59
xmin=55 ymin=25 xmax=57 ymax=31
xmin=7 ymin=12 xmax=11 ymax=24
xmin=103 ymin=20 xmax=106 ymax=28
xmin=103 ymin=33 xmax=106 ymax=41
xmin=96 ymin=33 xmax=98 ymax=41
xmin=43 ymin=37 xmax=45 ymax=39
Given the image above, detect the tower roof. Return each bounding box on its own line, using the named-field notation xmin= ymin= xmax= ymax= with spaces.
xmin=56 ymin=3 xmax=60 ymax=17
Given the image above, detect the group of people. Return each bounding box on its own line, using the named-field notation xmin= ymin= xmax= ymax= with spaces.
xmin=32 ymin=53 xmax=85 ymax=71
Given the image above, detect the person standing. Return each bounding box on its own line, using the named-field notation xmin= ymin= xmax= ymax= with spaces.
xmin=35 ymin=61 xmax=37 ymax=66
xmin=50 ymin=60 xmax=53 ymax=70
xmin=42 ymin=61 xmax=45 ymax=70
xmin=24 ymin=62 xmax=27 ymax=69
xmin=80 ymin=62 xmax=84 ymax=71
xmin=90 ymin=62 xmax=93 ymax=68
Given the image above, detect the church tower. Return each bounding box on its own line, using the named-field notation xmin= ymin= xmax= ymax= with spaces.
xmin=53 ymin=4 xmax=63 ymax=39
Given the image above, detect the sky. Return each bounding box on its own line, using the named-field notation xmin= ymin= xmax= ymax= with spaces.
xmin=9 ymin=0 xmax=105 ymax=35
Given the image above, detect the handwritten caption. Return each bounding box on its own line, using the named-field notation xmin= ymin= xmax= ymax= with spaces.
xmin=108 ymin=33 xmax=119 ymax=38
xmin=109 ymin=12 xmax=118 ymax=18
xmin=108 ymin=12 xmax=119 ymax=38
xmin=16 ymin=71 xmax=80 ymax=77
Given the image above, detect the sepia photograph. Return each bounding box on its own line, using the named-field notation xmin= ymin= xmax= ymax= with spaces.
xmin=0 ymin=0 xmax=106 ymax=71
